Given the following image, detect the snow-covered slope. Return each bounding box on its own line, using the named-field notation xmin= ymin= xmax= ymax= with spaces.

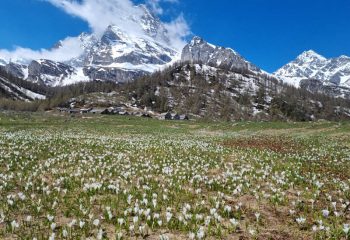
xmin=0 ymin=75 xmax=46 ymax=101
xmin=27 ymin=59 xmax=90 ymax=87
xmin=274 ymin=50 xmax=350 ymax=88
xmin=72 ymin=24 xmax=178 ymax=84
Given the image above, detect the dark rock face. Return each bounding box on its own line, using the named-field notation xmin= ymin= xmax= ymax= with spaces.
xmin=28 ymin=60 xmax=75 ymax=85
xmin=83 ymin=66 xmax=147 ymax=83
xmin=101 ymin=26 xmax=122 ymax=45
xmin=5 ymin=63 xmax=28 ymax=79
xmin=181 ymin=36 xmax=261 ymax=73
xmin=300 ymin=79 xmax=324 ymax=93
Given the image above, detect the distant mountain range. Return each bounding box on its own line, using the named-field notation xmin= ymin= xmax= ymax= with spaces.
xmin=1 ymin=35 xmax=350 ymax=121
xmin=0 ymin=4 xmax=350 ymax=101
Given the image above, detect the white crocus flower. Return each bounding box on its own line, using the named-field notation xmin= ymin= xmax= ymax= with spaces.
xmin=296 ymin=216 xmax=306 ymax=224
xmin=230 ymin=218 xmax=239 ymax=227
xmin=11 ymin=220 xmax=19 ymax=229
xmin=344 ymin=224 xmax=350 ymax=235
xmin=93 ymin=219 xmax=100 ymax=226
xmin=322 ymin=209 xmax=330 ymax=218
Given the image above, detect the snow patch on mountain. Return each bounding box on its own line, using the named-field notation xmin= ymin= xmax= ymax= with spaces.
xmin=0 ymin=76 xmax=46 ymax=100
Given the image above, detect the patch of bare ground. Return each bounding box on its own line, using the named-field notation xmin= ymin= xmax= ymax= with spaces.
xmin=222 ymin=195 xmax=312 ymax=240
xmin=222 ymin=137 xmax=303 ymax=154
xmin=196 ymin=130 xmax=225 ymax=137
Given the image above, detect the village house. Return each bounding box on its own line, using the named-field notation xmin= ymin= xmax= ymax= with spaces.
xmin=80 ymin=108 xmax=93 ymax=114
xmin=159 ymin=112 xmax=189 ymax=121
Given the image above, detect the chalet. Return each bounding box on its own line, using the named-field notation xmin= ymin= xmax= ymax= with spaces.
xmin=171 ymin=113 xmax=180 ymax=120
xmin=118 ymin=111 xmax=129 ymax=116
xmin=159 ymin=112 xmax=189 ymax=121
xmin=80 ymin=108 xmax=93 ymax=114
xmin=101 ymin=109 xmax=112 ymax=115
xmin=159 ymin=112 xmax=172 ymax=120
xmin=68 ymin=109 xmax=80 ymax=114
xmin=179 ymin=114 xmax=189 ymax=120
xmin=90 ymin=108 xmax=105 ymax=114
xmin=57 ymin=107 xmax=69 ymax=113
xmin=141 ymin=113 xmax=152 ymax=118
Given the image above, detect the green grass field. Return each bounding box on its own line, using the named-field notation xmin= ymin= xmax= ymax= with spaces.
xmin=0 ymin=112 xmax=350 ymax=239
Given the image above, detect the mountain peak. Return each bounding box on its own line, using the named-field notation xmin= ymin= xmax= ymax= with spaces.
xmin=101 ymin=25 xmax=123 ymax=44
xmin=275 ymin=49 xmax=350 ymax=88
xmin=338 ymin=55 xmax=350 ymax=60
xmin=297 ymin=50 xmax=326 ymax=62
xmin=182 ymin=36 xmax=261 ymax=73
xmin=190 ymin=36 xmax=205 ymax=46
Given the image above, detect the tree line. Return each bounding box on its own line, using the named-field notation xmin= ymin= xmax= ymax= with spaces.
xmin=1 ymin=62 xmax=350 ymax=121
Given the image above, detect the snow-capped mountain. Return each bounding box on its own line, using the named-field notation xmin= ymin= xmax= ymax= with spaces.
xmin=274 ymin=50 xmax=350 ymax=88
xmin=74 ymin=24 xmax=178 ymax=80
xmin=61 ymin=4 xmax=179 ymax=85
xmin=182 ymin=36 xmax=262 ymax=74
xmin=1 ymin=4 xmax=179 ymax=87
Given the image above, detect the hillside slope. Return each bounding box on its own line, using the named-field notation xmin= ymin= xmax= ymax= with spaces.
xmin=0 ymin=67 xmax=47 ymax=101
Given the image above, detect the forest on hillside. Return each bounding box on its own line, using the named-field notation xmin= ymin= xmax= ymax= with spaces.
xmin=1 ymin=63 xmax=350 ymax=121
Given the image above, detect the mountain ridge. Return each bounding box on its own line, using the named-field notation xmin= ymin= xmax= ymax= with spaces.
xmin=274 ymin=50 xmax=350 ymax=88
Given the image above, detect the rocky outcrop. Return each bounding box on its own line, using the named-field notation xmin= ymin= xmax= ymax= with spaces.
xmin=83 ymin=66 xmax=147 ymax=83
xmin=0 ymin=67 xmax=46 ymax=101
xmin=181 ymin=36 xmax=261 ymax=73
xmin=5 ymin=63 xmax=28 ymax=79
xmin=300 ymin=78 xmax=350 ymax=99
xmin=28 ymin=60 xmax=75 ymax=85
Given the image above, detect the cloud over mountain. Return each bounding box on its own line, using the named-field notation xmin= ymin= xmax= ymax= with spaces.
xmin=0 ymin=36 xmax=83 ymax=63
xmin=0 ymin=0 xmax=190 ymax=62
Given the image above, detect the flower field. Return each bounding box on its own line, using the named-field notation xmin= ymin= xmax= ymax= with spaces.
xmin=0 ymin=113 xmax=350 ymax=239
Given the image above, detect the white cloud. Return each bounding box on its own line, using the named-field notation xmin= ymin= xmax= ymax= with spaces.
xmin=0 ymin=36 xmax=84 ymax=63
xmin=45 ymin=0 xmax=190 ymax=48
xmin=45 ymin=0 xmax=145 ymax=36
xmin=146 ymin=0 xmax=179 ymax=15
xmin=0 ymin=0 xmax=190 ymax=63
xmin=164 ymin=14 xmax=191 ymax=50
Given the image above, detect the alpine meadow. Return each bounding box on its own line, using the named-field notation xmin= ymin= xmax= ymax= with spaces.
xmin=1 ymin=0 xmax=350 ymax=239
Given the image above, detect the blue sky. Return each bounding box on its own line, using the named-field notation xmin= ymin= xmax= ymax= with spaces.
xmin=0 ymin=0 xmax=349 ymax=72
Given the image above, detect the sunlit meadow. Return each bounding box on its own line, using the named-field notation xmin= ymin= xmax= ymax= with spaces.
xmin=0 ymin=113 xmax=350 ymax=239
